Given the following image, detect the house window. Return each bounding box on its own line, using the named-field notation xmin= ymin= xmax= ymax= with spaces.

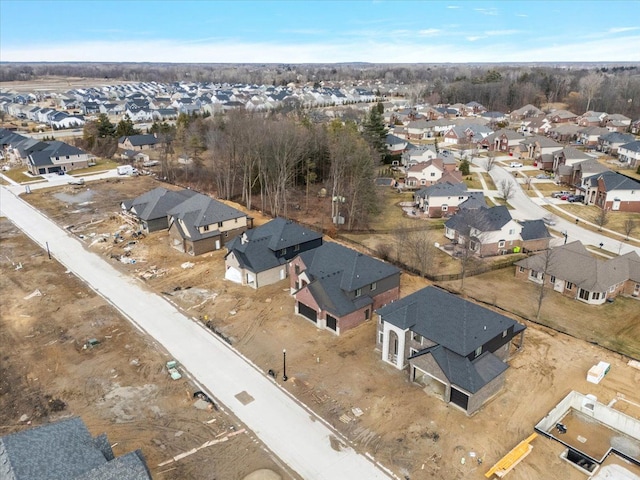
xmin=294 ymin=264 xmax=300 ymax=275
xmin=442 ymin=205 xmax=448 ymax=211
xmin=365 ymin=309 xmax=370 ymax=320
xmin=371 ymin=282 xmax=377 ymax=291
xmin=579 ymin=289 xmax=590 ymax=301
xmin=550 ymin=276 xmax=556 ymax=284
xmin=592 ymin=292 xmax=601 ymax=300
xmin=280 ymin=248 xmax=287 ymax=255
xmin=475 ymin=346 xmax=483 ymax=358
xmin=430 ymin=172 xmax=435 ymax=177
xmin=498 ymin=240 xmax=506 ymax=248
xmin=519 ymin=266 xmax=525 ymax=273
xmin=420 ymin=179 xmax=426 ymax=185
xmin=294 ymin=244 xmax=300 ymax=252
xmin=509 ymin=229 xmax=515 ymax=235
xmin=235 ymin=218 xmax=238 ymax=223
xmin=458 ymin=196 xmax=464 ymax=200
xmin=378 ymin=331 xmax=384 ymax=344
xmin=218 ymin=221 xmax=223 ymax=228
xmin=203 ymin=225 xmax=209 ymax=232
xmin=355 ymin=288 xmax=362 ymax=297
xmin=566 ymin=282 xmax=574 ymax=290
xmin=502 ymin=330 xmax=508 ymax=338
xmin=412 ymin=332 xmax=422 ymax=344
xmin=409 ymin=348 xmax=418 ymax=356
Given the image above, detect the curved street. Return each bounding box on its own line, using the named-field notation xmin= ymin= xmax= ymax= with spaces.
xmin=470 ymin=156 xmax=640 ymax=257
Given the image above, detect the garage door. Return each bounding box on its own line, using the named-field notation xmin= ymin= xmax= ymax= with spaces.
xmin=450 ymin=388 xmax=469 ymax=410
xmin=298 ymin=302 xmax=317 ymax=323
xmin=225 ymin=266 xmax=242 ymax=284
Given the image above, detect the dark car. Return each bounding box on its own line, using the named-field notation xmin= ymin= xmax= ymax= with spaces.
xmin=568 ymin=194 xmax=585 ymax=203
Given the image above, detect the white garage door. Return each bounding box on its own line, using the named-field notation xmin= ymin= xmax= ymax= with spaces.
xmin=225 ymin=266 xmax=242 ymax=283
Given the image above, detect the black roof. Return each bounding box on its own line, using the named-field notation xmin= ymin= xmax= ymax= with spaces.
xmin=118 ymin=134 xmax=157 ymax=147
xmin=519 ymin=219 xmax=551 ymax=241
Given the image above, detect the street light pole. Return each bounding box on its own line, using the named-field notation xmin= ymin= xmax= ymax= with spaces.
xmin=282 ymin=349 xmax=288 ymax=382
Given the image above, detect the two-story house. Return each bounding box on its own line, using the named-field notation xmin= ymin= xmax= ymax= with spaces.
xmin=444 ymin=206 xmax=551 ymax=256
xmin=583 ymin=170 xmax=640 ymax=212
xmin=405 ymin=158 xmax=461 ymax=188
xmin=618 ymin=141 xmax=640 ymax=169
xmin=376 ymin=286 xmax=526 ymax=415
xmin=167 ymin=193 xmax=251 ymax=255
xmin=414 ymin=182 xmax=476 ymax=218
xmin=27 ymin=141 xmax=91 ymax=175
xmin=121 ymin=187 xmax=198 ymax=233
xmin=224 ymin=217 xmax=323 ymax=288
xmin=288 ymin=242 xmax=400 ymax=335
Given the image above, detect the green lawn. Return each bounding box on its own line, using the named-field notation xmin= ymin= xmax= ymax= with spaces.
xmin=368 ymin=189 xmax=417 ymax=231
xmin=481 ymin=172 xmax=497 ymax=190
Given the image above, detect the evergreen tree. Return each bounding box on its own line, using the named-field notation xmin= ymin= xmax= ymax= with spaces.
xmin=362 ymin=106 xmax=387 ymax=158
xmin=96 ymin=114 xmax=116 ymax=138
xmin=460 ymin=157 xmax=471 ymax=176
xmin=115 ymin=114 xmax=139 ymax=138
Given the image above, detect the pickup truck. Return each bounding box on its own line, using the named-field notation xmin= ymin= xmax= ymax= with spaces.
xmin=551 ymin=191 xmax=572 ymax=198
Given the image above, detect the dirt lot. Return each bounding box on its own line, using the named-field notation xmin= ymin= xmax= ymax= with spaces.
xmin=5 ymin=175 xmax=640 ymax=480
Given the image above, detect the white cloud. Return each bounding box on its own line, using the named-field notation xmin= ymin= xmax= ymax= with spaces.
xmin=446 ymin=5 xmax=460 ymax=8
xmin=608 ymin=26 xmax=640 ymax=33
xmin=516 ymin=14 xmax=528 ymax=17
xmin=484 ymin=29 xmax=520 ymax=37
xmin=474 ymin=7 xmax=499 ymax=16
xmin=466 ymin=36 xmax=486 ymax=42
xmin=2 ymin=34 xmax=639 ymax=63
xmin=418 ymin=29 xmax=441 ymax=37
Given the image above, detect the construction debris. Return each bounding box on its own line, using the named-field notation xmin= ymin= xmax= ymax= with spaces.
xmin=181 ymin=262 xmax=194 ymax=269
xmin=24 ymin=289 xmax=42 ymax=300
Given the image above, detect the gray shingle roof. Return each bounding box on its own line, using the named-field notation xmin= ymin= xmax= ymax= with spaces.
xmin=515 ymin=241 xmax=640 ymax=292
xmin=225 ymin=217 xmax=322 ymax=273
xmin=118 ymin=134 xmax=157 ymax=147
xmin=415 ymin=181 xmax=467 ymax=200
xmin=0 ymin=417 xmax=151 ymax=480
xmin=620 ymin=140 xmax=640 ymax=153
xmin=445 ymin=205 xmax=512 ymax=235
xmin=586 ymin=170 xmax=640 ymax=192
xmin=123 ymin=187 xmax=198 ymax=221
xmin=519 ymin=219 xmax=551 ymax=241
xmin=377 ymin=286 xmax=524 ymax=357
xmin=297 ymin=242 xmax=399 ymax=316
xmin=167 ymin=193 xmax=247 ymax=241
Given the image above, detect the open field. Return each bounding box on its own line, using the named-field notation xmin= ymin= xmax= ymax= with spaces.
xmin=0 ymin=217 xmax=292 ymax=480
xmin=6 ymin=175 xmax=639 ymax=479
xmin=2 ymin=168 xmax=43 ymax=183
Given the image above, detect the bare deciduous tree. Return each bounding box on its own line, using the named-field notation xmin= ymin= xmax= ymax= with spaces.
xmin=484 ymin=152 xmax=496 ymax=172
xmin=624 ymin=219 xmax=636 ymax=240
xmin=499 ymin=178 xmax=516 ymax=201
xmin=580 ymin=72 xmax=604 ymax=112
xmin=595 ymin=208 xmax=609 ymax=232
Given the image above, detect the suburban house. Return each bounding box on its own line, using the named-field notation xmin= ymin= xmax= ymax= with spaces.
xmin=479 ymin=129 xmax=525 ymax=153
xmin=560 ymin=158 xmax=608 ymax=188
xmin=515 ymin=241 xmax=640 ymax=304
xmin=118 ymin=134 xmax=158 ymax=151
xmin=618 ymin=140 xmax=640 ymax=168
xmin=578 ymin=126 xmax=609 ymax=147
xmin=289 ymin=242 xmax=400 ymax=335
xmin=598 ymin=132 xmax=636 ymax=155
xmin=376 ymin=286 xmax=526 ymax=415
xmin=444 ymin=206 xmax=551 ymax=256
xmin=167 ymin=193 xmax=251 ymax=255
xmin=547 ymin=109 xmax=577 ymax=124
xmin=520 ymin=135 xmax=562 ymax=162
xmin=121 ymin=187 xmax=198 ymax=233
xmin=414 ymin=181 xmax=472 ymax=218
xmin=224 ymin=217 xmax=323 ymax=288
xmin=401 ymin=144 xmax=437 ymax=166
xmin=27 ymin=141 xmax=91 ymax=175
xmin=0 ymin=416 xmax=152 ymax=480
xmin=509 ymin=104 xmax=543 ymax=121
xmin=577 ymin=111 xmax=608 ymax=127
xmin=385 ymin=133 xmax=410 ymax=154
xmin=405 ymin=158 xmax=461 ymax=188
xmin=583 ymin=170 xmax=640 ymax=212
xmin=442 ymin=124 xmax=493 ymax=145
xmin=551 ymin=146 xmax=592 ymax=173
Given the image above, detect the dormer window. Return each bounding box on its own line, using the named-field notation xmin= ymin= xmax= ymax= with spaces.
xmin=355 ymin=288 xmax=362 ymax=297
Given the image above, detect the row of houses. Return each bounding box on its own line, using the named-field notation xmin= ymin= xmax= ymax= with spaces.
xmin=0 ymin=128 xmax=92 ymax=174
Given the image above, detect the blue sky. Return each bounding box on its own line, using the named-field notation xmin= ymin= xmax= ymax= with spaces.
xmin=1 ymin=1 xmax=639 ymax=63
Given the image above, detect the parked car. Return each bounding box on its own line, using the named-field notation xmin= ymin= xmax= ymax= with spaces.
xmin=542 ymin=216 xmax=557 ymax=226
xmin=568 ymin=194 xmax=585 ymax=203
xmin=552 ymin=191 xmax=572 ymax=198
xmin=509 ymin=162 xmax=524 ymax=168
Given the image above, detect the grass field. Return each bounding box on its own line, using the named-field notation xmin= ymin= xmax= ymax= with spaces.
xmin=438 ymin=267 xmax=640 ymax=360
xmin=464 ymin=173 xmax=483 ymax=190
xmin=71 ymin=160 xmax=118 ymax=175
xmin=2 ymin=168 xmax=43 ymax=183
xmin=481 ymin=172 xmax=497 ymax=190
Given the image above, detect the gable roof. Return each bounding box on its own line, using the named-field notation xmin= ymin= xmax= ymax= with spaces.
xmin=515 ymin=241 xmax=640 ymax=292
xmin=415 ymin=181 xmax=467 ymax=199
xmin=0 ymin=417 xmax=152 ymax=480
xmin=377 ymin=286 xmax=524 ymax=357
xmin=519 ymin=219 xmax=552 ymax=241
xmin=225 ymin=218 xmax=322 ymax=273
xmin=586 ymin=170 xmax=640 ymax=192
xmin=167 ymin=193 xmax=247 ymax=241
xmin=123 ymin=187 xmax=198 ymax=221
xmin=118 ymin=134 xmax=157 ymax=147
xmin=620 ymin=140 xmax=640 ymax=153
xmin=445 ymin=205 xmax=513 ymax=234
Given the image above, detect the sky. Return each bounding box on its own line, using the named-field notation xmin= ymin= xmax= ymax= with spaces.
xmin=1 ymin=0 xmax=639 ymax=63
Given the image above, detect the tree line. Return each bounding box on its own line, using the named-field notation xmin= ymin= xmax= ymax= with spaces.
xmin=3 ymin=63 xmax=640 ymax=117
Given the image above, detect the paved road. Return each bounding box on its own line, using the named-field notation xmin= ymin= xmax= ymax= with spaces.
xmin=0 ymin=186 xmax=395 ymax=480
xmin=472 ymin=156 xmax=640 ymax=257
